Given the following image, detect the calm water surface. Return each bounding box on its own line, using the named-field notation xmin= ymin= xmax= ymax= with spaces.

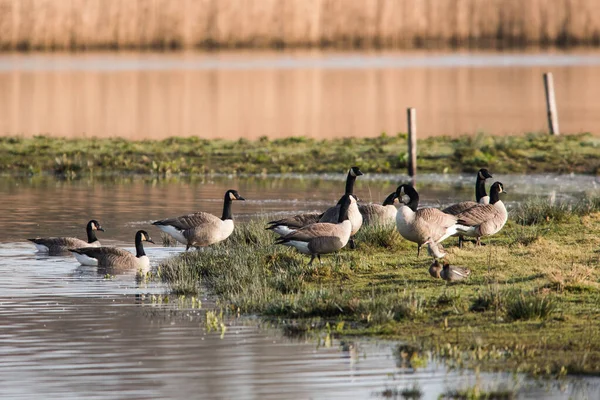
xmin=0 ymin=51 xmax=599 ymax=139
xmin=1 ymin=174 xmax=599 ymax=399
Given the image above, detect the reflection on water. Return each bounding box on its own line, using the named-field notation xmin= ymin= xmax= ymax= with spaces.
xmin=0 ymin=51 xmax=599 ymax=139
xmin=1 ymin=175 xmax=600 ymax=398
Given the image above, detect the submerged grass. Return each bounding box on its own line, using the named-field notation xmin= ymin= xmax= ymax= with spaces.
xmin=159 ymin=201 xmax=600 ymax=376
xmin=1 ymin=133 xmax=600 ymax=177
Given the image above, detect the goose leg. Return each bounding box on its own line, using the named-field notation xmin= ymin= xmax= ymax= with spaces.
xmin=458 ymin=236 xmax=463 ymax=248
xmin=308 ymin=255 xmax=315 ymax=266
xmin=349 ymin=238 xmax=356 ymax=249
xmin=417 ymin=245 xmax=421 ymax=257
xmin=318 ymin=254 xmax=322 ymax=265
xmin=186 ymin=244 xmax=191 ymax=252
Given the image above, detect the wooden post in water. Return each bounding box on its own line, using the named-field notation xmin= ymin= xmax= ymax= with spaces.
xmin=543 ymin=72 xmax=560 ymax=135
xmin=407 ymin=107 xmax=417 ymax=177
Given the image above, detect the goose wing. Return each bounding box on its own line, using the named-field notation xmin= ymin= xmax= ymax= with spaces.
xmin=442 ymin=201 xmax=478 ymax=216
xmin=415 ymin=208 xmax=458 ymax=228
xmin=153 ymin=212 xmax=221 ymax=230
xmin=182 ymin=218 xmax=226 ymax=246
xmin=70 ymin=247 xmax=135 ymax=267
xmin=455 ymin=204 xmax=502 ymax=226
xmin=358 ymin=204 xmax=384 ymax=224
xmin=268 ymin=212 xmax=322 ymax=229
xmin=279 ymin=222 xmax=339 ymax=242
xmin=29 ymin=237 xmax=89 ymax=249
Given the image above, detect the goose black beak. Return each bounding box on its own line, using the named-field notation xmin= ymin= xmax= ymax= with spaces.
xmin=147 ymin=238 xmax=155 ymax=244
xmin=237 ymin=196 xmax=246 ymax=201
xmin=97 ymin=227 xmax=105 ymax=232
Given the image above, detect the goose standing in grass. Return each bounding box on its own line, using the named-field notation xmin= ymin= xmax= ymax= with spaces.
xmin=153 ymin=189 xmax=245 ymax=251
xmin=318 ymin=166 xmax=363 ymax=248
xmin=275 ymin=194 xmax=354 ymax=266
xmin=267 ymin=167 xmax=363 ymax=244
xmin=443 ymin=168 xmax=493 ymax=247
xmin=359 ymin=192 xmax=398 ymax=227
xmin=455 ymin=182 xmax=508 ymax=246
xmin=28 ymin=219 xmax=104 ymax=255
xmin=395 ymin=184 xmax=464 ymax=257
xmin=443 ymin=168 xmax=493 ymax=214
xmin=70 ymin=230 xmax=154 ymax=270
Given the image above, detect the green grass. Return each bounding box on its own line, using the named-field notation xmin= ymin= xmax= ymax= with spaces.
xmin=158 ymin=197 xmax=600 ymax=377
xmin=1 ymin=132 xmax=600 ymax=177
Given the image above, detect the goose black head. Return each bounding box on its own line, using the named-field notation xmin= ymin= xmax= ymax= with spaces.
xmin=478 ymin=168 xmax=493 ymax=180
xmin=226 ymin=189 xmax=246 ymax=201
xmin=490 ymin=181 xmax=506 ymax=194
xmin=137 ymin=230 xmax=155 ymax=244
xmin=88 ymin=220 xmax=104 ymax=232
xmin=395 ymin=184 xmax=419 ymax=212
xmin=382 ymin=192 xmax=398 ymax=206
xmin=349 ymin=166 xmax=363 ymax=177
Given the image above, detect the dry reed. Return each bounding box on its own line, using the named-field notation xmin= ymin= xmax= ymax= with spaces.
xmin=1 ymin=0 xmax=600 ymax=51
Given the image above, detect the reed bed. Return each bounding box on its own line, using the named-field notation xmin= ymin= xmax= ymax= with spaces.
xmin=1 ymin=0 xmax=600 ymax=51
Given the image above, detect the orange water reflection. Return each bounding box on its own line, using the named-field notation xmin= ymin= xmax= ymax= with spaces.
xmin=0 ymin=51 xmax=598 ymax=139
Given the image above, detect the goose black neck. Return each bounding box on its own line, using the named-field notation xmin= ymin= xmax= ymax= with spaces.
xmin=404 ymin=186 xmax=419 ymax=212
xmin=221 ymin=194 xmax=233 ymax=221
xmin=345 ymin=171 xmax=357 ymax=195
xmin=86 ymin=224 xmax=98 ymax=243
xmin=338 ymin=195 xmax=351 ymax=223
xmin=489 ymin=185 xmax=501 ymax=205
xmin=475 ymin=176 xmax=488 ymax=202
xmin=135 ymin=232 xmax=146 ymax=257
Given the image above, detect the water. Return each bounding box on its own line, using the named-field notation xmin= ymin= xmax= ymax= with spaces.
xmin=1 ymin=174 xmax=599 ymax=399
xmin=1 ymin=51 xmax=600 ymax=139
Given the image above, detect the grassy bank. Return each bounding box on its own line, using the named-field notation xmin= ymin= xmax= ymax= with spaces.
xmin=1 ymin=0 xmax=600 ymax=51
xmin=158 ymin=197 xmax=600 ymax=376
xmin=2 ymin=133 xmax=600 ymax=177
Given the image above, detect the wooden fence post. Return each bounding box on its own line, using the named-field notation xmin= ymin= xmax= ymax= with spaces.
xmin=407 ymin=108 xmax=417 ymax=177
xmin=543 ymin=72 xmax=560 ymax=135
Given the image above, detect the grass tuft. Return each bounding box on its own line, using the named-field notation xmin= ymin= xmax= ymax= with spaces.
xmin=505 ymin=291 xmax=557 ymax=321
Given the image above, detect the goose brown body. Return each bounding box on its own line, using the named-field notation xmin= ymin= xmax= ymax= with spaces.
xmin=28 ymin=220 xmax=104 ymax=255
xmin=70 ymin=230 xmax=154 ymax=272
xmin=276 ymin=194 xmax=355 ymax=265
xmin=153 ymin=190 xmax=245 ymax=250
xmin=455 ymin=182 xmax=508 ymax=241
xmin=358 ymin=192 xmax=398 ymax=227
xmin=443 ymin=169 xmax=493 ymax=216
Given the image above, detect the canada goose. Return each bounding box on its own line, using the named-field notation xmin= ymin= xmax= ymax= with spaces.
xmin=266 ymin=167 xmax=363 ymax=243
xmin=275 ymin=194 xmax=354 ymax=265
xmin=153 ymin=189 xmax=245 ymax=251
xmin=439 ymin=262 xmax=471 ymax=282
xmin=28 ymin=220 xmax=104 ymax=255
xmin=70 ymin=230 xmax=154 ymax=270
xmin=319 ymin=167 xmax=364 ymax=248
xmin=358 ymin=192 xmax=398 ymax=227
xmin=443 ymin=168 xmax=493 ymax=215
xmin=395 ymin=184 xmax=464 ymax=256
xmin=455 ymin=182 xmax=508 ymax=245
